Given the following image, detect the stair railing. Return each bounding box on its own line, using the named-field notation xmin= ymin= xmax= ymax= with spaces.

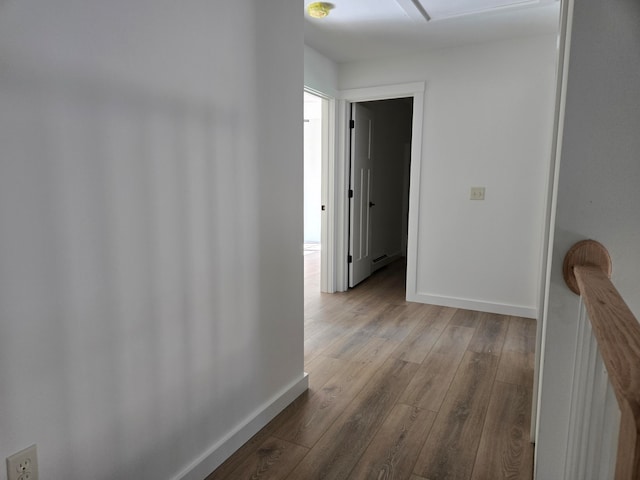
xmin=563 ymin=240 xmax=640 ymax=479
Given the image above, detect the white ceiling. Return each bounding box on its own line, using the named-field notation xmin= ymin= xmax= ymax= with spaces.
xmin=304 ymin=0 xmax=560 ymax=63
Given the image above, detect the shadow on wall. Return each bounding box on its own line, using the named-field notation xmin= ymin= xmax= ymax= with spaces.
xmin=0 ymin=67 xmax=265 ymax=479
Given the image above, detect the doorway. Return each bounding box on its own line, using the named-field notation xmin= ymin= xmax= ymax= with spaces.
xmin=304 ymin=91 xmax=322 ymax=289
xmin=303 ymin=83 xmax=425 ymax=297
xmin=348 ymin=97 xmax=414 ymax=289
xmin=303 ymin=89 xmax=332 ymax=293
xmin=334 ymin=82 xmax=425 ymax=295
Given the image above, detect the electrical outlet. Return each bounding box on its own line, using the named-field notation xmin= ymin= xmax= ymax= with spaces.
xmin=6 ymin=445 xmax=38 ymax=480
xmin=470 ymin=186 xmax=485 ymax=200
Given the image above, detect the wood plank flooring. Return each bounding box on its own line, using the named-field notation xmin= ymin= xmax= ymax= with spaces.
xmin=206 ymin=253 xmax=535 ymax=480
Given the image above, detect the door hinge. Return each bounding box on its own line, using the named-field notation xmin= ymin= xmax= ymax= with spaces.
xmin=350 ymin=119 xmax=355 ymax=129
xmin=348 ymin=255 xmax=353 ymax=263
xmin=348 ymin=189 xmax=354 ymax=198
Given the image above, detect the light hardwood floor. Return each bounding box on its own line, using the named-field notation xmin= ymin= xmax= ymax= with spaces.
xmin=206 ymin=252 xmax=535 ymax=480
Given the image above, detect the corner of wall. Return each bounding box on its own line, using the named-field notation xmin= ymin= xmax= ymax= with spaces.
xmin=175 ymin=374 xmax=309 ymax=480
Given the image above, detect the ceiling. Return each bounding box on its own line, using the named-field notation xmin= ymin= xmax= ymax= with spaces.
xmin=304 ymin=0 xmax=560 ymax=63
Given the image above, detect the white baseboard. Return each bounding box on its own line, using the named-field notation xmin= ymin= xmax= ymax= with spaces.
xmin=175 ymin=373 xmax=309 ymax=480
xmin=407 ymin=292 xmax=537 ymax=319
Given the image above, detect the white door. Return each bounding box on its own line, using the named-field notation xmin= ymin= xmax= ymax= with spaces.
xmin=349 ymin=103 xmax=374 ymax=287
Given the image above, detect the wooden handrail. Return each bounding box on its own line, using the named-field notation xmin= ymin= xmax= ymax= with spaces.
xmin=564 ymin=240 xmax=640 ymax=479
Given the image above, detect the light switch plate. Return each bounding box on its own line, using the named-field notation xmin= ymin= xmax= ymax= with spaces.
xmin=470 ymin=187 xmax=485 ymax=200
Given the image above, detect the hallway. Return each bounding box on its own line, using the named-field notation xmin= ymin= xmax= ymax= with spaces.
xmin=208 ymin=252 xmax=535 ymax=480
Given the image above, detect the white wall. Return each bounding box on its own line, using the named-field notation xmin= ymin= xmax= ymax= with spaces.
xmin=340 ymin=35 xmax=558 ymax=317
xmin=0 ymin=2 xmax=305 ymax=480
xmin=304 ymin=45 xmax=339 ymax=97
xmin=536 ymin=0 xmax=640 ymax=476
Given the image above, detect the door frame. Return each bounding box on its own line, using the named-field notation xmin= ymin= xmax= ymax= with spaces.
xmin=304 ymin=86 xmax=336 ymax=293
xmin=335 ymin=82 xmax=425 ymax=293
xmin=534 ymin=0 xmax=575 ymax=460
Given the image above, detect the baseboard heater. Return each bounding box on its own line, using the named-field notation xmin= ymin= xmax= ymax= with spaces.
xmin=372 ymin=254 xmax=388 ymax=264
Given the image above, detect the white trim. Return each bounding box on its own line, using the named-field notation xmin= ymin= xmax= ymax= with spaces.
xmin=533 ymin=0 xmax=574 ymax=448
xmin=407 ymin=292 xmax=538 ymax=319
xmin=337 ymin=82 xmax=426 ymax=294
xmin=335 ymin=99 xmax=350 ymax=292
xmin=405 ymin=89 xmax=425 ymax=303
xmin=535 ymin=0 xmax=575 ymax=476
xmin=340 ymin=82 xmax=426 ymax=102
xmin=305 ymin=86 xmax=337 ymax=293
xmin=320 ymin=96 xmax=335 ymax=293
xmin=175 ymin=373 xmax=309 ymax=480
xmin=304 ymin=85 xmax=332 ymax=100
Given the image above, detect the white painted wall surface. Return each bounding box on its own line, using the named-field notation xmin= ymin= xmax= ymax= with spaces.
xmin=536 ymin=0 xmax=640 ymax=476
xmin=339 ymin=35 xmax=558 ymax=317
xmin=304 ymin=45 xmax=339 ymax=97
xmin=0 ymin=2 xmax=305 ymax=480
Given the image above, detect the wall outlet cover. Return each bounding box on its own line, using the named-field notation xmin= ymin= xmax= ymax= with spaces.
xmin=6 ymin=445 xmax=38 ymax=480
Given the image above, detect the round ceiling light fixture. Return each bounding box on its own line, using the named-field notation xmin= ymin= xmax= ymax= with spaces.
xmin=307 ymin=2 xmax=335 ymax=19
